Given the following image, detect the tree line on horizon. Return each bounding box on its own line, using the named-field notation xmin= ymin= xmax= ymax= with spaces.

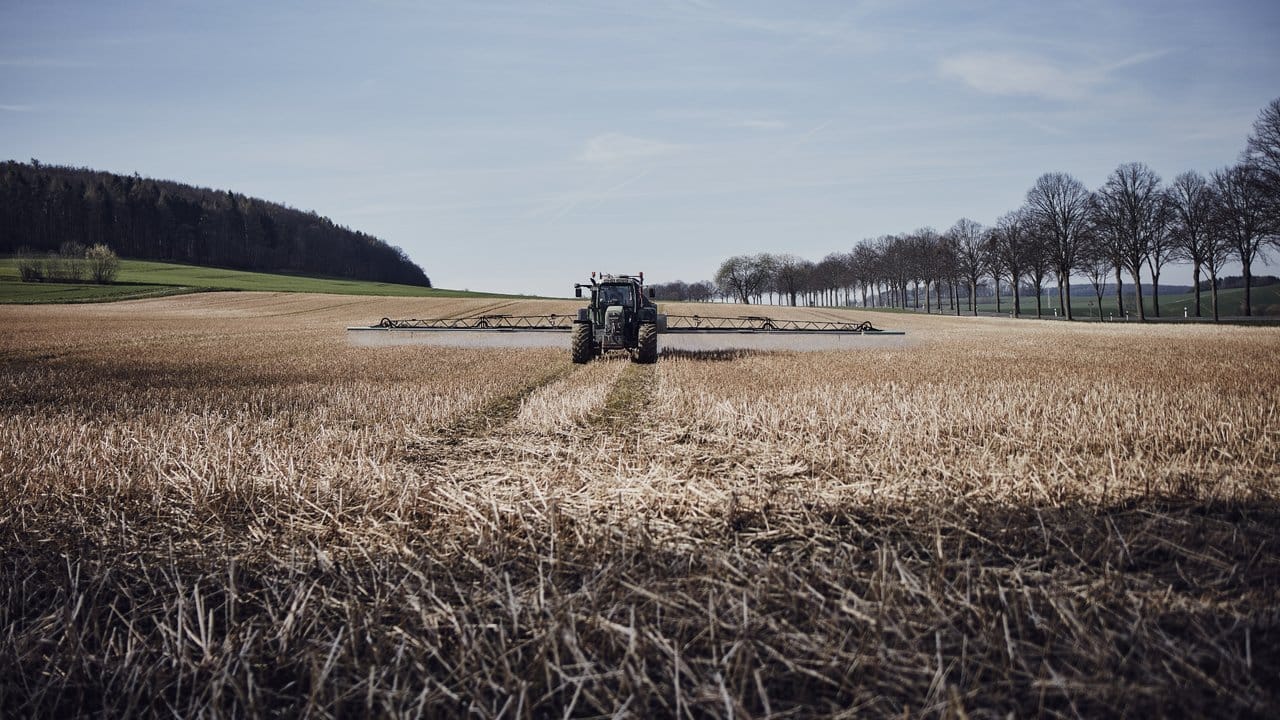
xmin=0 ymin=161 xmax=431 ymax=287
xmin=654 ymin=98 xmax=1280 ymax=321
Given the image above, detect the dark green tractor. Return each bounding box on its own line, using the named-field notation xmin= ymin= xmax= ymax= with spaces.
xmin=572 ymin=273 xmax=667 ymax=364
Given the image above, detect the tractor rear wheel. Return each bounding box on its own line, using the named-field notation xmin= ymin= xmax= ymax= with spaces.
xmin=634 ymin=323 xmax=658 ymax=364
xmin=571 ymin=321 xmax=594 ymax=364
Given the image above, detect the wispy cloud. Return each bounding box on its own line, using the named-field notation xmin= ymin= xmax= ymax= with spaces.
xmin=0 ymin=104 xmax=35 ymax=112
xmin=939 ymin=53 xmax=1090 ymax=101
xmin=1101 ymin=50 xmax=1169 ymax=74
xmin=0 ymin=57 xmax=89 ymax=68
xmin=578 ymin=133 xmax=678 ymax=164
xmin=938 ymin=50 xmax=1167 ymax=102
xmin=732 ymin=119 xmax=786 ymax=130
xmin=527 ymin=168 xmax=652 ymax=220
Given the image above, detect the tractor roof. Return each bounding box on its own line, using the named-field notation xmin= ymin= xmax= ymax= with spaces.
xmin=596 ymin=274 xmax=644 ymax=285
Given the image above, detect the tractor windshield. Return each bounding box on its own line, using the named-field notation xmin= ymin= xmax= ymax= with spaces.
xmin=598 ymin=284 xmax=633 ymax=308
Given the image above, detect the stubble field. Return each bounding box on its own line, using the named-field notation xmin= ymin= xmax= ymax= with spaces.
xmin=2 ymin=292 xmax=1278 ymax=718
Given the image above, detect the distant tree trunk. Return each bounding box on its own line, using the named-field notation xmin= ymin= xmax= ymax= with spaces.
xmin=1129 ymin=266 xmax=1147 ymax=322
xmin=1211 ymin=274 xmax=1220 ymax=322
xmin=1113 ymin=267 xmax=1125 ymax=319
xmin=1012 ymin=281 xmax=1022 ymax=318
xmin=1034 ymin=286 xmax=1043 ymax=318
xmin=994 ymin=276 xmax=1002 ymax=314
xmin=1243 ymin=259 xmax=1253 ymax=316
xmin=1192 ymin=261 xmax=1202 ymax=317
xmin=1150 ymin=269 xmax=1162 ymax=318
xmin=970 ymin=281 xmax=978 ymax=316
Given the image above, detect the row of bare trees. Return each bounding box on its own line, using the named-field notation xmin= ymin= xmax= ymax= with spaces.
xmin=659 ymin=99 xmax=1280 ymax=320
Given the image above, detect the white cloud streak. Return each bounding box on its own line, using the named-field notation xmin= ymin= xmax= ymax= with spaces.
xmin=938 ymin=50 xmax=1168 ymax=102
xmin=0 ymin=58 xmax=89 ymax=68
xmin=939 ymin=53 xmax=1091 ymax=100
xmin=578 ymin=133 xmax=678 ymax=164
xmin=732 ymin=119 xmax=786 ymax=130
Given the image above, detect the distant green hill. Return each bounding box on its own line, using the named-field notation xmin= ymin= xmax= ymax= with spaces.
xmin=1 ymin=161 xmax=431 ymax=287
xmin=0 ymin=258 xmax=532 ymax=304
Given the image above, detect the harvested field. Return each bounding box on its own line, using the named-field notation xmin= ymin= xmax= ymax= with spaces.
xmin=2 ymin=292 xmax=1278 ymax=718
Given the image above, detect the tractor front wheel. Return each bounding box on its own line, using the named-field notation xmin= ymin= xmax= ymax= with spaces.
xmin=634 ymin=323 xmax=658 ymax=364
xmin=571 ymin=322 xmax=595 ymax=364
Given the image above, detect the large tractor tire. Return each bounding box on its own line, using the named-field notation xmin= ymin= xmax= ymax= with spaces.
xmin=571 ymin=321 xmax=595 ymax=364
xmin=634 ymin=323 xmax=658 ymax=364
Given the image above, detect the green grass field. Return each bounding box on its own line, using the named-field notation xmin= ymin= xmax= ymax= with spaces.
xmin=903 ymin=283 xmax=1280 ymax=319
xmin=0 ymin=258 xmax=536 ymax=303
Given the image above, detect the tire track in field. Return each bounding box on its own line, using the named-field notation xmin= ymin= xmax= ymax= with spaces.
xmin=402 ymin=362 xmax=576 ymax=469
xmin=449 ymin=364 xmax=572 ymax=436
xmin=594 ymin=361 xmax=656 ymax=429
xmin=402 ymin=357 xmax=660 ymax=480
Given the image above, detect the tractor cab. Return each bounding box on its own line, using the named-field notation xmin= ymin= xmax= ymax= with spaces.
xmin=596 ymin=282 xmax=634 ymax=310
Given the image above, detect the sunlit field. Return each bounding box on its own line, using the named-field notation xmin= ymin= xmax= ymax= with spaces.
xmin=2 ymin=292 xmax=1278 ymax=717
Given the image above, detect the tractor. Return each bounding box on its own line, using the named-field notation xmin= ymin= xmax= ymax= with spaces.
xmin=572 ymin=273 xmax=667 ymax=364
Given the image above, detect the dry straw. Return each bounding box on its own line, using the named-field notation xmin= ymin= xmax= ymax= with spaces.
xmin=1 ymin=294 xmax=1277 ymax=717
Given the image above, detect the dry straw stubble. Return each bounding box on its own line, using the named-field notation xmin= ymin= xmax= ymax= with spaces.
xmin=1 ymin=294 xmax=1278 ymax=718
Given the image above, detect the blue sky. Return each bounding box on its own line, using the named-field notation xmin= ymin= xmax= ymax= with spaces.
xmin=2 ymin=0 xmax=1278 ymax=295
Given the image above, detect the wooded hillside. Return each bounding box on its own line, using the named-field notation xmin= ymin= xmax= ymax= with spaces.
xmin=0 ymin=161 xmax=430 ymax=287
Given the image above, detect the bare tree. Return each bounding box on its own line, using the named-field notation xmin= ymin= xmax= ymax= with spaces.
xmin=650 ymin=280 xmax=687 ymax=301
xmin=715 ymin=254 xmax=773 ymax=304
xmin=86 ymin=243 xmax=121 ymax=284
xmin=1244 ymin=97 xmax=1280 ymax=233
xmin=796 ymin=259 xmax=818 ymax=306
xmin=835 ymin=251 xmax=861 ymax=307
xmin=982 ymin=233 xmax=1006 ymax=316
xmin=1025 ymin=172 xmax=1091 ymax=320
xmin=948 ymin=218 xmax=985 ymax=315
xmin=1088 ymin=209 xmax=1128 ymax=319
xmin=817 ymin=253 xmax=850 ymax=307
xmin=1077 ymin=229 xmax=1114 ymax=321
xmin=931 ymin=233 xmax=960 ymax=314
xmin=1091 ymin=163 xmax=1165 ymax=322
xmin=907 ymin=228 xmax=945 ymax=313
xmin=989 ymin=209 xmax=1036 ymax=318
xmin=1144 ymin=195 xmax=1174 ymax=318
xmin=839 ymin=251 xmax=861 ymax=307
xmin=852 ymin=243 xmax=879 ymax=307
xmin=990 ymin=266 xmax=1003 ymax=314
xmin=1200 ymin=222 xmax=1233 ymax=322
xmin=754 ymin=253 xmax=779 ymax=305
xmin=771 ymin=254 xmax=807 ymax=306
xmin=1023 ymin=217 xmax=1056 ymax=319
xmin=1167 ymin=171 xmax=1216 ymax=317
xmin=884 ymin=234 xmax=913 ymax=309
xmin=1212 ymin=164 xmax=1271 ymax=316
